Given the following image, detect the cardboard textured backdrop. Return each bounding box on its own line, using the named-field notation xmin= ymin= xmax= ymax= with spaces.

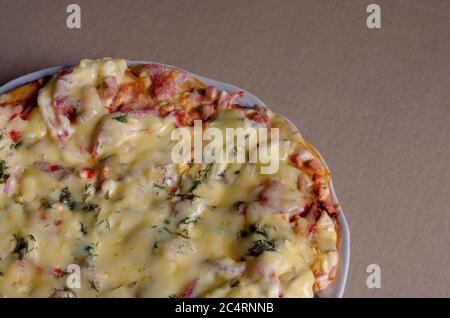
xmin=0 ymin=0 xmax=449 ymax=297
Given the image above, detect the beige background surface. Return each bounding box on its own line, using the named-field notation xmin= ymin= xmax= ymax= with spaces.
xmin=0 ymin=0 xmax=449 ymax=297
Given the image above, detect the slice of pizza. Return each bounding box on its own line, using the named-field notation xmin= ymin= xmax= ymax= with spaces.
xmin=0 ymin=58 xmax=339 ymax=298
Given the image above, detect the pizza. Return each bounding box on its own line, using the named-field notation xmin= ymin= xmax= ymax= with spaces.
xmin=0 ymin=58 xmax=340 ymax=298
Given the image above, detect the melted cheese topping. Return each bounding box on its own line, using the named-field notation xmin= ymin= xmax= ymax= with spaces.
xmin=0 ymin=59 xmax=339 ymax=298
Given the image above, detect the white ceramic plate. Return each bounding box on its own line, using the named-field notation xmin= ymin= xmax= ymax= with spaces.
xmin=0 ymin=61 xmax=350 ymax=298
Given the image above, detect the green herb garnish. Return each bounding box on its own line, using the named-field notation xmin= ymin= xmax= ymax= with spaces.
xmin=82 ymin=184 xmax=92 ymax=202
xmin=113 ymin=114 xmax=128 ymax=123
xmin=179 ymin=215 xmax=200 ymax=225
xmin=217 ymin=170 xmax=227 ymax=178
xmin=111 ymin=284 xmax=122 ymax=291
xmin=59 ymin=186 xmax=99 ymax=212
xmin=163 ymin=227 xmax=190 ymax=239
xmin=40 ymin=197 xmax=53 ymax=210
xmin=84 ymin=243 xmax=98 ymax=257
xmin=252 ymin=223 xmax=269 ymax=238
xmin=59 ymin=187 xmax=76 ymax=210
xmin=97 ymin=219 xmax=111 ymax=231
xmin=238 ymin=223 xmax=269 ymax=239
xmin=198 ymin=163 xmax=213 ymax=180
xmin=89 ymin=280 xmax=99 ymax=292
xmin=173 ymin=193 xmax=198 ymax=201
xmin=248 ymin=239 xmax=276 ymax=257
xmin=79 ymin=222 xmax=87 ymax=236
xmin=12 ymin=234 xmax=36 ymax=260
xmin=81 ymin=202 xmax=99 ymax=213
xmin=153 ymin=183 xmax=168 ymax=190
xmin=230 ymin=280 xmax=240 ymax=288
xmin=0 ymin=160 xmax=10 ymax=184
xmin=10 ymin=140 xmax=23 ymax=150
